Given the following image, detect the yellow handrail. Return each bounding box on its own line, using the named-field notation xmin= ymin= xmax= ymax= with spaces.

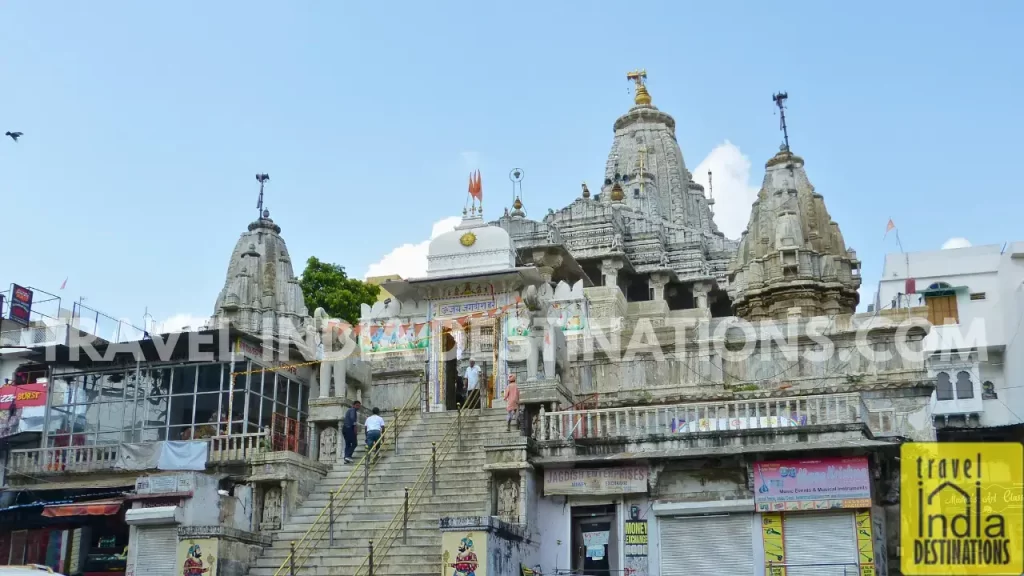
xmin=353 ymin=388 xmax=482 ymax=576
xmin=273 ymin=385 xmax=422 ymax=576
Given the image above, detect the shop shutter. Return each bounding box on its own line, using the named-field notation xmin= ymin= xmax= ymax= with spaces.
xmin=783 ymin=512 xmax=858 ymax=576
xmin=659 ymin=514 xmax=754 ymax=576
xmin=134 ymin=526 xmax=178 ymax=576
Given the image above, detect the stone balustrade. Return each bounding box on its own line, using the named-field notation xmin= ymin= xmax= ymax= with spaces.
xmin=536 ymin=392 xmax=896 ymax=441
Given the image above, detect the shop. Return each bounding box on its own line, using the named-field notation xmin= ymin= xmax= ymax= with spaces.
xmin=540 ymin=466 xmax=651 ymax=575
xmin=753 ymin=456 xmax=877 ymax=576
xmin=0 ymin=488 xmax=132 ymax=575
xmin=654 ymin=500 xmax=758 ymax=575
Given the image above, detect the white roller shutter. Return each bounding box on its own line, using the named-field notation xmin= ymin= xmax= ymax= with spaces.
xmin=783 ymin=512 xmax=858 ymax=576
xmin=659 ymin=514 xmax=754 ymax=576
xmin=134 ymin=526 xmax=178 ymax=576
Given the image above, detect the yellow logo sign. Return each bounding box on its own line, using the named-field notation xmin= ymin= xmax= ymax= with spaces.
xmin=460 ymin=231 xmax=477 ymax=247
xmin=901 ymin=442 xmax=1023 ymax=575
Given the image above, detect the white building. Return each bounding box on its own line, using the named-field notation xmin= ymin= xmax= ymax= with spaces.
xmin=874 ymin=242 xmax=1024 ymax=437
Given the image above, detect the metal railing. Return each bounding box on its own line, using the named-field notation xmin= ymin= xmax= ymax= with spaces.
xmin=274 ymin=386 xmax=422 ymax=576
xmin=355 ymin=388 xmax=481 ymax=576
xmin=537 ymin=392 xmax=865 ymax=441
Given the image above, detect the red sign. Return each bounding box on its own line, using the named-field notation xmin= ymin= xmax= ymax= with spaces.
xmin=8 ymin=284 xmax=34 ymax=326
xmin=0 ymin=382 xmax=48 ymax=409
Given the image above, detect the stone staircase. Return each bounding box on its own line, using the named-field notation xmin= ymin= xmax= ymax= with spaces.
xmin=249 ymin=408 xmax=510 ymax=576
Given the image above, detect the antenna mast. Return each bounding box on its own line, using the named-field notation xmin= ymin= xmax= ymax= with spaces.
xmin=772 ymin=92 xmax=790 ymax=151
xmin=256 ymin=173 xmax=270 ymax=217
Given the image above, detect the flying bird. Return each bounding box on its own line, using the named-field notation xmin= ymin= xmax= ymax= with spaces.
xmin=5 ymin=131 xmax=23 ymax=142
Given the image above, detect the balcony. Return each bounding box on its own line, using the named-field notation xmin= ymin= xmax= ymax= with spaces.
xmin=0 ymin=323 xmax=69 ymax=348
xmin=5 ymin=432 xmax=271 ymax=478
xmin=533 ymin=393 xmax=909 ymax=462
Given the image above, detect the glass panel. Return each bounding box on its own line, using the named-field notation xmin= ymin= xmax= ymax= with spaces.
xmin=49 ymin=404 xmax=88 ymax=434
xmin=148 ymin=368 xmax=172 ymax=397
xmin=51 ymin=375 xmax=82 ymax=406
xmin=169 ymin=425 xmax=195 ymax=441
xmin=275 ymin=374 xmax=287 ymax=405
xmin=299 ymin=383 xmax=308 ymax=414
xmin=288 ymin=378 xmax=299 ymax=411
xmin=143 ymin=396 xmax=171 ymax=428
xmin=167 ymin=395 xmax=194 ymax=428
xmin=253 ymin=369 xmax=267 ymax=396
xmin=48 ymin=434 xmax=71 ymax=447
xmin=142 ymin=427 xmax=168 ymax=441
xmin=194 ymin=393 xmax=221 ymax=424
xmin=96 ymin=432 xmax=121 ymax=445
xmin=171 ymin=366 xmax=198 ymax=395
xmin=261 ymin=397 xmax=274 ymax=430
xmin=197 ymin=364 xmax=223 ymax=394
xmin=94 ymin=402 xmax=131 ymax=438
xmin=93 ymin=372 xmax=129 ymax=403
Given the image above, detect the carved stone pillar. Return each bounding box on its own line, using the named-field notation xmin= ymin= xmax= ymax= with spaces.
xmin=649 ymin=272 xmax=671 ymax=302
xmin=692 ymin=281 xmax=713 ymax=310
xmin=600 ymin=259 xmax=624 ymax=288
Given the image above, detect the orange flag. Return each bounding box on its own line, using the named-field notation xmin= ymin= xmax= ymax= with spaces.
xmin=468 ymin=170 xmax=483 ymax=201
xmin=884 ymin=218 xmax=896 ymax=238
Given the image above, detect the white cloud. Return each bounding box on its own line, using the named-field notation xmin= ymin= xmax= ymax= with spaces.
xmin=154 ymin=313 xmax=210 ymax=333
xmin=364 ymin=216 xmax=462 ymax=280
xmin=690 ymin=140 xmax=760 ymax=239
xmin=942 ymin=237 xmax=972 ymax=250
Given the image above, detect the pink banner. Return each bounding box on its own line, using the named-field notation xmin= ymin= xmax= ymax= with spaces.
xmin=753 ymin=456 xmax=871 ymax=511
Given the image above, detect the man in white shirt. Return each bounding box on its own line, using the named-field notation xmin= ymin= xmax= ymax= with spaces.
xmin=365 ymin=407 xmax=385 ymax=460
xmin=464 ymin=359 xmax=483 ymax=408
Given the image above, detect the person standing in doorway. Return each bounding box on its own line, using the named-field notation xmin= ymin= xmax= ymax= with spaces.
xmin=364 ymin=407 xmax=385 ymax=463
xmin=503 ymin=373 xmax=520 ymax=432
xmin=342 ymin=400 xmax=361 ymax=463
xmin=464 ymin=358 xmax=482 ymax=408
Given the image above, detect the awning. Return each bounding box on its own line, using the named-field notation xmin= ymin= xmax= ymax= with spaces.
xmin=42 ymin=498 xmax=124 ymax=518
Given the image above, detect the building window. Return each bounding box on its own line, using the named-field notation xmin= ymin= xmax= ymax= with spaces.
xmin=935 ymin=372 xmax=954 ymax=401
xmin=969 ymin=292 xmax=986 ymax=300
xmin=926 ymin=294 xmax=958 ymax=325
xmin=955 ymin=371 xmax=974 ymax=399
xmin=46 ymin=361 xmax=309 ymax=455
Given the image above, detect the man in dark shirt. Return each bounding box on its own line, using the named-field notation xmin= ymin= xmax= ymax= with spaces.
xmin=342 ymin=400 xmax=361 ymax=463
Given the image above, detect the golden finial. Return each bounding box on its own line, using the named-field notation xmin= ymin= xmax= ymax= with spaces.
xmin=512 ymin=197 xmax=523 ymax=210
xmin=610 ymin=181 xmax=625 ymax=202
xmin=627 ymin=69 xmax=651 ymax=106
xmin=581 ymin=182 xmax=590 ymax=198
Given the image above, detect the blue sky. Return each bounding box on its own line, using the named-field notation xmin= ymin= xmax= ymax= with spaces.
xmin=2 ymin=1 xmax=1021 ymax=330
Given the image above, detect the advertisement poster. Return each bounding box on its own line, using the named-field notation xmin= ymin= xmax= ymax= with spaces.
xmin=8 ymin=284 xmax=33 ymax=326
xmin=544 ymin=467 xmax=649 ymax=496
xmin=754 ymin=457 xmax=871 ymax=511
xmin=177 ymin=538 xmax=217 ymax=576
xmin=623 ymin=520 xmax=649 ymax=576
xmin=855 ymin=510 xmax=876 ymax=576
xmin=442 ymin=532 xmax=484 ymax=576
xmin=761 ymin=513 xmax=786 ymax=576
xmin=0 ymin=381 xmax=48 ymax=439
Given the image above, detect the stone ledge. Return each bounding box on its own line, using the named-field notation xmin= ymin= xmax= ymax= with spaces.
xmin=178 ymin=525 xmax=271 ymax=547
xmin=439 ymin=515 xmax=528 ymax=542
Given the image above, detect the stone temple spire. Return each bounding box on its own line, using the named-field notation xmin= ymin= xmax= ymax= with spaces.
xmin=727 ymin=145 xmax=862 ymax=320
xmin=211 ymin=179 xmax=310 ymax=338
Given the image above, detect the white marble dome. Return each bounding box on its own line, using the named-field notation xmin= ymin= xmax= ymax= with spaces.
xmin=426 ymin=214 xmax=516 ymax=278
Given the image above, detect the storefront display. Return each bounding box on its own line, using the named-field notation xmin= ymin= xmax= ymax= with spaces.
xmin=659 ymin=514 xmax=755 ymax=574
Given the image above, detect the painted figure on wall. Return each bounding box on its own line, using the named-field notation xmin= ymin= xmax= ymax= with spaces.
xmin=448 ymin=536 xmax=478 ymax=576
xmin=181 ymin=544 xmax=213 ymax=576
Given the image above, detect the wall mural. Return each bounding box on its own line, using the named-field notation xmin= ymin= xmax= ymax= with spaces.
xmin=551 ymin=300 xmax=587 ymax=336
xmin=177 ymin=538 xmax=218 ymax=576
xmin=359 ymin=322 xmax=431 ymax=354
xmin=441 ymin=532 xmax=484 ymax=576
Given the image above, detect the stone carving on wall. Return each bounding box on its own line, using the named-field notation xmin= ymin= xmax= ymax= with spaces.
xmin=318 ymin=426 xmax=338 ymax=463
xmin=261 ymin=486 xmax=282 ymax=530
xmin=497 ymin=476 xmax=521 ymax=523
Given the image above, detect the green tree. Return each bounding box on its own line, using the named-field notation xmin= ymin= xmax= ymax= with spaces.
xmin=298 ymin=256 xmax=380 ymax=325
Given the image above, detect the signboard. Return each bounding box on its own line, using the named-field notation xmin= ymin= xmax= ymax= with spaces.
xmin=544 ymin=466 xmax=649 ymax=496
xmin=437 ymin=299 xmax=495 ymax=318
xmin=8 ymin=284 xmax=33 ymax=326
xmin=624 ymin=520 xmax=649 ymax=576
xmin=762 ymin=513 xmax=786 ymax=576
xmin=135 ymin=472 xmax=196 ymax=495
xmin=754 ymin=457 xmax=871 ymax=511
xmin=0 ymin=381 xmax=48 ymax=439
xmin=900 ymin=442 xmax=1022 ymax=575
